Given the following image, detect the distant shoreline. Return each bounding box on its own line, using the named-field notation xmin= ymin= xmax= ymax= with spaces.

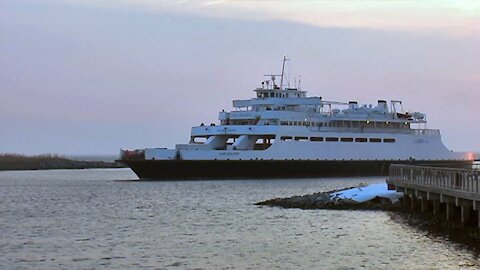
xmin=0 ymin=154 xmax=125 ymax=171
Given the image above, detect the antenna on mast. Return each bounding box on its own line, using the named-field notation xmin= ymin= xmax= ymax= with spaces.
xmin=280 ymin=55 xmax=290 ymax=90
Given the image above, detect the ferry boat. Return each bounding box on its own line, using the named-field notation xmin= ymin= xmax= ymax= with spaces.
xmin=118 ymin=57 xmax=474 ymax=179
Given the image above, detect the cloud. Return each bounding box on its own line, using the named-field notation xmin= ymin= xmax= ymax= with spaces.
xmin=2 ymin=0 xmax=479 ymax=154
xmin=53 ymin=0 xmax=480 ymax=35
xmin=202 ymin=0 xmax=227 ymax=6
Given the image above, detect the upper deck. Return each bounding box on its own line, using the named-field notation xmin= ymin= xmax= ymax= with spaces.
xmin=207 ymin=57 xmax=429 ymax=134
xmin=228 ymin=61 xmax=426 ymax=126
xmin=227 ymin=86 xmax=426 ymax=127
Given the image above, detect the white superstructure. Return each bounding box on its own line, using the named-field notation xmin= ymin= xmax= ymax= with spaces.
xmin=131 ymin=57 xmax=470 ymax=163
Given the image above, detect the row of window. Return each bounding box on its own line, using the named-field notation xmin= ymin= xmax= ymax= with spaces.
xmin=257 ymin=92 xmax=302 ymax=98
xmin=223 ymin=120 xmax=410 ymax=128
xmin=280 ymin=136 xmax=396 ymax=143
xmin=279 ymin=120 xmax=409 ymax=129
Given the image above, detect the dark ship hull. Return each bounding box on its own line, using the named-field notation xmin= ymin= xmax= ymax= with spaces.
xmin=118 ymin=159 xmax=473 ymax=180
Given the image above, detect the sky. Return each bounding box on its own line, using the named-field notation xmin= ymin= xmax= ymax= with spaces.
xmin=1 ymin=0 xmax=479 ymax=155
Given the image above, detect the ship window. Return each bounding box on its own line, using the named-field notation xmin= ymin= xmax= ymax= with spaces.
xmin=254 ymin=135 xmax=275 ymax=150
xmin=310 ymin=137 xmax=323 ymax=142
xmin=370 ymin=138 xmax=381 ymax=143
xmin=270 ymin=93 xmax=274 ymax=97
xmin=326 ymin=137 xmax=339 ymax=142
xmin=294 ymin=136 xmax=308 ymax=141
xmin=281 ymin=136 xmax=292 ymax=141
xmin=341 ymin=138 xmax=353 ymax=142
xmin=226 ymin=137 xmax=239 ymax=145
xmin=384 ymin=138 xmax=396 ymax=143
xmin=355 ymin=138 xmax=368 ymax=143
xmin=192 ymin=136 xmax=208 ymax=144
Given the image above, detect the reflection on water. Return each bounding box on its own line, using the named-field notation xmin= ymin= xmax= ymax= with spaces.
xmin=0 ymin=169 xmax=478 ymax=269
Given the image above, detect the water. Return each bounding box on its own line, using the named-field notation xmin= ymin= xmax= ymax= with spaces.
xmin=0 ymin=169 xmax=478 ymax=269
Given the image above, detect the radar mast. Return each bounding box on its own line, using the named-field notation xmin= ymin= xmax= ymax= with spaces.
xmin=280 ymin=55 xmax=290 ymax=90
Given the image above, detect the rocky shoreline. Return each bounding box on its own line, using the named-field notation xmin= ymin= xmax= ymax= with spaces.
xmin=0 ymin=154 xmax=125 ymax=171
xmin=256 ymin=183 xmax=480 ymax=250
xmin=255 ymin=183 xmax=402 ymax=211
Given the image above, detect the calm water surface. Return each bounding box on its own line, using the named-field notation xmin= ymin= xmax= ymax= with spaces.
xmin=0 ymin=169 xmax=478 ymax=269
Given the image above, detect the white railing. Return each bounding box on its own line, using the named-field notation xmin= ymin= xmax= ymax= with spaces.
xmin=413 ymin=129 xmax=440 ymax=136
xmin=389 ymin=164 xmax=480 ymax=195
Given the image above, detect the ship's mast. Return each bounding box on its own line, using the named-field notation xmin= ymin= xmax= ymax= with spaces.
xmin=280 ymin=55 xmax=289 ymax=90
xmin=263 ymin=56 xmax=290 ymax=90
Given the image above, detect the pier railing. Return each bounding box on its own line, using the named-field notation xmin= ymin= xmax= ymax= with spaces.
xmin=389 ymin=164 xmax=480 ymax=196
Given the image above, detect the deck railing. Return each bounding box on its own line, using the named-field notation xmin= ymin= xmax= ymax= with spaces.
xmin=119 ymin=149 xmax=145 ymax=160
xmin=389 ymin=164 xmax=480 ymax=195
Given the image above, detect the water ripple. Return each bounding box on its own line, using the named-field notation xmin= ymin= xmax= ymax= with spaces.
xmin=0 ymin=169 xmax=478 ymax=269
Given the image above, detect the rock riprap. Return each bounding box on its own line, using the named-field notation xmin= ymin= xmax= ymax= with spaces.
xmin=256 ymin=183 xmax=403 ymax=210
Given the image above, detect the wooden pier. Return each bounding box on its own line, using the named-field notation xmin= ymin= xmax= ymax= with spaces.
xmin=387 ymin=164 xmax=480 ymax=227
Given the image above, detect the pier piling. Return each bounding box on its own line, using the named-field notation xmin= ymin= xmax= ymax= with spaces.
xmin=387 ymin=164 xmax=480 ymax=226
xmin=461 ymin=206 xmax=471 ymax=223
xmin=446 ymin=203 xmax=454 ymax=220
xmin=410 ymin=195 xmax=417 ymax=210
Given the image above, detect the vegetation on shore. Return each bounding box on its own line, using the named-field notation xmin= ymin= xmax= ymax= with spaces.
xmin=0 ymin=153 xmax=125 ymax=171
